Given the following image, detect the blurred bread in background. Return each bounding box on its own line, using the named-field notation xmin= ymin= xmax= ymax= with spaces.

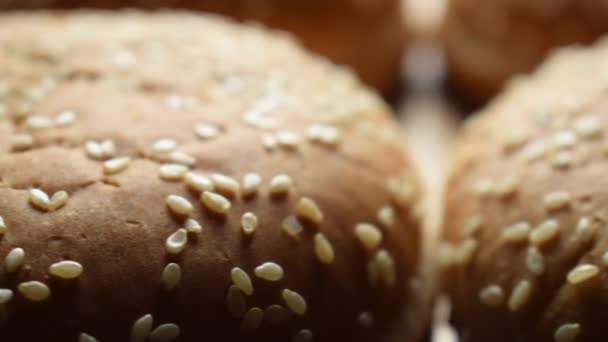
xmin=443 ymin=0 xmax=608 ymax=105
xmin=0 ymin=0 xmax=406 ymax=96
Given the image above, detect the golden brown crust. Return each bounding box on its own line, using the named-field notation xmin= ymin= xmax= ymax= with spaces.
xmin=443 ymin=0 xmax=608 ymax=105
xmin=0 ymin=11 xmax=426 ymax=342
xmin=441 ymin=38 xmax=608 ymax=341
xmin=0 ymin=0 xmax=405 ymax=95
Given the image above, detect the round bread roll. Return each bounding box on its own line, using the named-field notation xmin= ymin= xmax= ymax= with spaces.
xmin=0 ymin=10 xmax=428 ymax=342
xmin=443 ymin=0 xmax=608 ymax=104
xmin=0 ymin=0 xmax=405 ymax=96
xmin=441 ymin=37 xmax=608 ymax=341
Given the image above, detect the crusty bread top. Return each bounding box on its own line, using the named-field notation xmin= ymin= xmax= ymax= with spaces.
xmin=441 ymin=38 xmax=608 ymax=341
xmin=0 ymin=11 xmax=425 ymax=342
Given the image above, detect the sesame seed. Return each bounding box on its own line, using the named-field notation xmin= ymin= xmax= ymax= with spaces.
xmin=544 ymin=191 xmax=571 ymax=211
xmin=567 ymin=264 xmax=599 ymax=284
xmin=85 ymin=140 xmax=112 ymax=160
xmin=84 ymin=141 xmax=111 ymax=160
xmin=0 ymin=289 xmax=13 ymax=304
xmin=162 ymin=263 xmax=182 ymax=291
xmin=5 ymin=247 xmax=25 ymax=273
xmin=245 ymin=115 xmax=277 ymax=131
xmin=530 ymin=219 xmax=560 ymax=246
xmin=554 ymin=323 xmax=581 ymax=342
xmin=242 ymin=173 xmax=262 ymax=196
xmin=211 ymin=174 xmax=240 ymax=196
xmin=552 ymin=151 xmax=573 ymax=169
xmin=269 ymin=174 xmax=292 ymax=195
xmin=104 ymin=157 xmax=131 ymax=175
xmin=296 ymin=197 xmax=324 ymax=225
xmin=375 ymin=249 xmax=397 ymax=287
xmin=438 ymin=241 xmax=456 ymax=268
xmin=387 ymin=178 xmax=415 ymax=205
xmin=503 ymin=131 xmax=529 ymax=151
xmin=522 ymin=141 xmax=546 ymax=162
xmin=602 ymin=251 xmax=608 ymax=267
xmin=231 ymin=267 xmax=254 ymax=296
xmin=262 ymin=135 xmax=277 ymax=150
xmin=357 ymin=312 xmax=375 ymax=328
xmin=195 ymin=123 xmax=219 ymax=140
xmin=149 ymin=323 xmax=180 ymax=342
xmin=169 ymin=151 xmax=196 ymax=166
xmin=553 ymin=130 xmax=578 ymax=149
xmin=112 ymin=49 xmax=136 ymax=70
xmin=28 ymin=188 xmax=50 ymax=210
xmin=184 ymin=218 xmax=202 ymax=234
xmin=264 ymin=305 xmax=291 ymax=325
xmin=241 ymin=212 xmax=258 ymax=235
xmin=49 ymin=260 xmax=83 ymax=279
xmin=452 ymin=238 xmax=478 ymax=265
xmin=508 ymin=279 xmax=532 ymax=312
xmin=526 ymin=247 xmax=545 ymax=275
xmin=306 ymin=125 xmax=326 ymax=142
xmin=307 ymin=124 xmax=341 ymax=145
xmin=240 ymin=307 xmax=264 ymax=333
xmin=461 ymin=215 xmax=483 ymax=237
xmin=226 ymin=285 xmax=247 ymax=318
xmin=27 ymin=86 xmax=48 ymax=101
xmin=131 ymin=314 xmax=154 ymax=342
xmin=500 ymin=222 xmax=531 ymax=243
xmin=79 ymin=333 xmax=98 ymax=342
xmin=575 ymin=216 xmax=596 ymax=242
xmin=354 ymin=223 xmax=383 ymax=250
xmin=165 ymin=229 xmax=188 ymax=254
xmin=254 ymin=262 xmax=284 ymax=282
xmin=276 ymin=130 xmax=300 ymax=148
xmin=165 ymin=95 xmax=185 ymax=111
xmin=479 ymin=284 xmax=505 ymax=307
xmin=55 ymin=110 xmax=76 ymax=127
xmin=494 ymin=176 xmax=518 ymax=198
xmin=165 ymin=195 xmax=193 ymax=216
xmin=314 ymin=233 xmax=335 ymax=264
xmin=281 ymin=215 xmax=303 ymax=238
xmin=184 ymin=172 xmax=213 ymax=192
xmin=282 ymin=289 xmax=307 ymax=315
xmin=200 ymin=191 xmax=231 ymax=214
xmin=100 ymin=140 xmax=116 ymax=156
xmin=159 ymin=164 xmax=188 ymax=181
xmin=17 ymin=281 xmax=50 ymax=302
xmin=292 ymin=329 xmax=313 ymax=342
xmin=377 ymin=206 xmax=396 ymax=227
xmin=26 ymin=115 xmax=53 ymax=131
xmin=574 ymin=116 xmax=601 ymax=139
xmin=152 ymin=138 xmax=177 ymax=154
xmin=48 ymin=190 xmax=69 ymax=211
xmin=0 ymin=216 xmax=6 ymax=235
xmin=472 ymin=178 xmax=494 ymax=196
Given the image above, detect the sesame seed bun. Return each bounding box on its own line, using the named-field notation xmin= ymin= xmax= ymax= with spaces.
xmin=443 ymin=0 xmax=608 ymax=105
xmin=441 ymin=38 xmax=608 ymax=341
xmin=0 ymin=0 xmax=406 ymax=96
xmin=0 ymin=11 xmax=429 ymax=342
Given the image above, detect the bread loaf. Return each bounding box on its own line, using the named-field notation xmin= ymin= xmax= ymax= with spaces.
xmin=441 ymin=37 xmax=608 ymax=341
xmin=0 ymin=11 xmax=428 ymax=342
